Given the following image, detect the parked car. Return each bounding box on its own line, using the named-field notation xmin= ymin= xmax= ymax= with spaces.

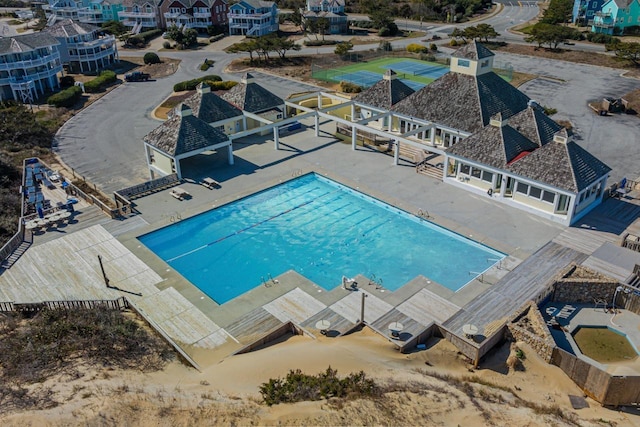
xmin=125 ymin=71 xmax=151 ymax=82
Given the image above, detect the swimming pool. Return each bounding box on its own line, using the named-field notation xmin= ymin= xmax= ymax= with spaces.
xmin=139 ymin=174 xmax=505 ymax=304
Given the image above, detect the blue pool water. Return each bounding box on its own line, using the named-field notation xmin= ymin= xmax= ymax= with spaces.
xmin=139 ymin=174 xmax=505 ymax=304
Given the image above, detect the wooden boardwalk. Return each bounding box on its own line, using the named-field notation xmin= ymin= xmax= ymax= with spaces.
xmin=263 ymin=287 xmax=326 ymax=324
xmin=370 ymin=309 xmax=429 ymax=344
xmin=397 ymin=288 xmax=460 ymax=325
xmin=0 ymin=225 xmax=228 ymax=349
xmin=443 ymin=242 xmax=587 ymax=336
xmin=224 ymin=307 xmax=284 ymax=344
xmin=301 ymin=307 xmax=356 ymax=337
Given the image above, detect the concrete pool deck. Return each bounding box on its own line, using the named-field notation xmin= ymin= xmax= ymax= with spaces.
xmin=4 ymin=119 xmax=640 ymax=363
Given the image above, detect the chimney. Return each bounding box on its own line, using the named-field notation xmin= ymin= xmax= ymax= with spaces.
xmin=197 ymin=82 xmax=210 ymax=94
xmin=176 ymin=103 xmax=192 ymax=117
xmin=383 ymin=69 xmax=397 ymax=81
xmin=553 ymin=128 xmax=568 ymax=144
xmin=489 ymin=112 xmax=507 ymax=127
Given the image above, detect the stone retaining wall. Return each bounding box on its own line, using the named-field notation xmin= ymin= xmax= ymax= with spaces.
xmin=507 ymin=302 xmax=555 ymax=362
xmin=551 ymin=264 xmax=619 ymax=303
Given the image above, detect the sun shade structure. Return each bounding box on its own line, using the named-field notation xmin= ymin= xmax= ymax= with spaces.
xmin=143 ymin=104 xmax=233 ymax=179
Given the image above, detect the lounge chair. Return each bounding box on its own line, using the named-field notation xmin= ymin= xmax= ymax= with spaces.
xmin=201 ymin=177 xmax=219 ymax=190
xmin=170 ymin=189 xmax=183 ymax=200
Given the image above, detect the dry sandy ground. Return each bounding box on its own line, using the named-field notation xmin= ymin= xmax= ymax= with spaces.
xmin=1 ymin=328 xmax=638 ymax=426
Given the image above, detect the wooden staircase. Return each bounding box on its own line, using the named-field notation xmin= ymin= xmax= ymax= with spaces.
xmin=1 ymin=239 xmax=31 ymax=269
xmin=416 ymin=161 xmax=444 ymax=181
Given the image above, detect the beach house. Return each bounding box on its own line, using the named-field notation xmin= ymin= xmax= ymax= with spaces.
xmin=228 ymin=0 xmax=278 ymax=36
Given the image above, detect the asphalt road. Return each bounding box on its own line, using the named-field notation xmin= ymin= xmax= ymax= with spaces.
xmin=54 ymin=6 xmax=639 ymax=193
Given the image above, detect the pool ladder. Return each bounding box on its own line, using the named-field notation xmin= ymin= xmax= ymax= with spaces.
xmin=469 ymin=271 xmax=485 ymax=283
xmin=262 ymin=273 xmax=279 ymax=288
xmin=416 ymin=209 xmax=431 ymax=220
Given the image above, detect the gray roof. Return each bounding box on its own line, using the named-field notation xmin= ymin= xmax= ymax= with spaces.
xmin=143 ymin=105 xmax=229 ymax=157
xmin=220 ymin=74 xmax=284 ymax=114
xmin=182 ymin=88 xmax=243 ymax=124
xmin=447 ymin=106 xmax=611 ymax=192
xmin=392 ymin=71 xmax=530 ymax=133
xmin=507 ymin=139 xmax=611 ymax=193
xmin=0 ymin=32 xmax=59 ymax=54
xmin=452 ymin=41 xmax=494 ymax=61
xmin=507 ymin=105 xmax=562 ymax=147
xmin=447 ymin=118 xmax=540 ymax=169
xmin=45 ymin=19 xmax=99 ymax=38
xmin=353 ymin=70 xmax=414 ymax=109
xmin=238 ymin=0 xmax=274 ymax=8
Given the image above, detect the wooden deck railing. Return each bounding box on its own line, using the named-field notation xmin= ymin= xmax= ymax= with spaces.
xmin=115 ymin=174 xmax=180 ymax=202
xmin=0 ymin=297 xmax=129 ymax=313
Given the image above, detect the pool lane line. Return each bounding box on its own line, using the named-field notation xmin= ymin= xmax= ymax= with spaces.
xmin=165 ymin=189 xmax=342 ymax=263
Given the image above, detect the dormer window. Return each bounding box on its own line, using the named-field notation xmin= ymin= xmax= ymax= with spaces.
xmin=457 ymin=59 xmax=470 ymax=67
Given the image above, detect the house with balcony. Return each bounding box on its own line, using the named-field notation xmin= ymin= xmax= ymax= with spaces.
xmin=119 ymin=0 xmax=162 ymax=32
xmin=228 ymin=0 xmax=278 ymax=36
xmin=78 ymin=0 xmax=125 ymax=25
xmin=591 ymin=0 xmax=640 ymax=34
xmin=0 ymin=33 xmax=62 ymax=103
xmin=303 ymin=0 xmax=348 ymax=34
xmin=45 ymin=0 xmax=84 ymax=21
xmin=45 ymin=19 xmax=118 ymax=73
xmin=161 ymin=0 xmax=228 ymax=31
xmin=572 ymin=0 xmax=607 ymax=25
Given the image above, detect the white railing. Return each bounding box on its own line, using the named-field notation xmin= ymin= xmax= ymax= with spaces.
xmin=0 ymin=51 xmax=61 ymax=71
xmin=68 ymin=49 xmax=115 ymax=63
xmin=67 ymin=35 xmax=115 ymax=49
xmin=118 ymin=11 xmax=156 ymax=19
xmin=193 ymin=12 xmax=210 ymax=18
xmin=1 ymin=67 xmax=62 ymax=86
xmin=228 ymin=11 xmax=272 ymax=19
xmin=164 ymin=12 xmax=180 ymax=19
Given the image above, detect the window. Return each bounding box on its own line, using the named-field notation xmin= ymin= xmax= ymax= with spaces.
xmin=542 ymin=190 xmax=555 ymax=203
xmin=182 ymin=7 xmax=186 ymax=13
xmin=480 ymin=59 xmax=489 ymax=68
xmin=516 ymin=182 xmax=528 ymax=194
xmin=529 ymin=186 xmax=542 ymax=199
xmin=471 ymin=168 xmax=482 ymax=179
xmin=482 ymin=171 xmax=493 ymax=183
xmin=457 ymin=59 xmax=470 ymax=68
xmin=460 ymin=164 xmax=470 ymax=175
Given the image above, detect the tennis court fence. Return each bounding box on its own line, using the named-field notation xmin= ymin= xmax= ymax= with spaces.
xmin=311 ymin=64 xmax=408 ymax=87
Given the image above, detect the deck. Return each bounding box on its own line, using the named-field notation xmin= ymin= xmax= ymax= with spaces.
xmin=443 ymin=242 xmax=588 ymax=336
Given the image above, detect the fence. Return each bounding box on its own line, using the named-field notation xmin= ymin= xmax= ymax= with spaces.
xmin=551 ymin=347 xmax=640 ymax=406
xmin=0 ymin=226 xmax=25 ymax=268
xmin=0 ymin=297 xmax=129 ymax=313
xmin=115 ymin=174 xmax=180 ymax=202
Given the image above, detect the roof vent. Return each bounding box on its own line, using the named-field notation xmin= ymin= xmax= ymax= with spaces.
xmin=383 ymin=69 xmax=397 ymax=81
xmin=176 ymin=103 xmax=192 ymax=117
xmin=553 ymin=128 xmax=568 ymax=144
xmin=489 ymin=112 xmax=507 ymax=127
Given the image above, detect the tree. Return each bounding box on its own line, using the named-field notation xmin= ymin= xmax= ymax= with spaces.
xmin=450 ymin=27 xmax=467 ymax=42
xmin=316 ymin=17 xmax=329 ymax=40
xmin=541 ymin=0 xmax=573 ymax=25
xmin=226 ymin=39 xmax=259 ymax=63
xmin=334 ymin=41 xmax=354 ymax=57
xmin=474 ymin=23 xmax=500 ymax=43
xmin=524 ymin=23 xmax=578 ymax=50
xmin=143 ymin=52 xmax=161 ymax=64
xmin=101 ymin=20 xmax=127 ymax=36
xmin=613 ymin=42 xmax=640 ymax=66
xmin=166 ymin=25 xmax=184 ymax=45
xmin=271 ymin=36 xmax=301 ymax=59
xmin=184 ymin=28 xmax=198 ymax=47
xmin=290 ymin=8 xmax=303 ymax=31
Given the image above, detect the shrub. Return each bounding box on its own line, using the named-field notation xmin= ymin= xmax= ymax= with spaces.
xmin=430 ymin=43 xmax=438 ymax=52
xmin=340 ymin=81 xmax=362 ymax=93
xmin=450 ymin=39 xmax=458 ymax=47
xmin=259 ymin=367 xmax=379 ymax=406
xmin=585 ymin=32 xmax=619 ymax=45
xmin=162 ymin=41 xmax=171 ymax=49
xmin=59 ymin=75 xmax=75 ymax=88
xmin=173 ymin=74 xmax=222 ymax=91
xmin=47 ymin=85 xmax=82 ymax=108
xmin=200 ymin=58 xmax=214 ymax=72
xmin=406 ymin=43 xmax=428 ymax=54
xmin=83 ymin=70 xmax=117 ymax=93
xmin=207 ymin=81 xmax=237 ymax=91
xmin=303 ymin=39 xmax=339 ymax=46
xmin=209 ymin=33 xmax=225 ymax=43
xmin=419 ymin=53 xmax=436 ymax=62
xmin=137 ymin=28 xmax=162 ymax=42
xmin=143 ymin=52 xmax=160 ymax=64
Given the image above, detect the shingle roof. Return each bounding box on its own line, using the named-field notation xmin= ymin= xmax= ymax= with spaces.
xmin=220 ymin=73 xmax=284 ymax=114
xmin=507 ymin=139 xmax=611 ymax=192
xmin=353 ymin=69 xmax=414 ymax=109
xmin=143 ymin=105 xmax=229 ymax=157
xmin=0 ymin=32 xmax=59 ymax=54
xmin=392 ymin=71 xmax=530 ymax=133
xmin=239 ymin=0 xmax=274 ymax=8
xmin=45 ymin=19 xmax=99 ymax=38
xmin=182 ymin=86 xmax=243 ymax=124
xmin=506 ymin=105 xmax=562 ymax=147
xmin=447 ymin=107 xmax=611 ymax=192
xmin=452 ymin=41 xmax=494 ymax=60
xmin=447 ymin=118 xmax=540 ymax=169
